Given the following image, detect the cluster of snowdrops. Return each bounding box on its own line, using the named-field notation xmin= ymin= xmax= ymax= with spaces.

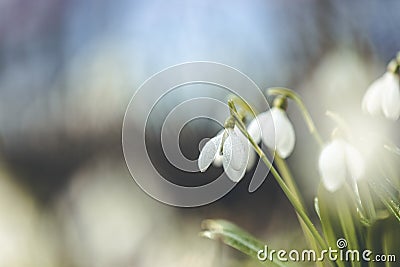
xmin=199 ymin=53 xmax=400 ymax=267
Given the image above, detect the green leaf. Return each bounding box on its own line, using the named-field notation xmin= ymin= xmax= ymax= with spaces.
xmin=369 ymin=178 xmax=400 ymax=223
xmin=274 ymin=156 xmax=325 ymax=267
xmin=366 ymin=216 xmax=400 ymax=267
xmin=317 ymin=185 xmax=364 ymax=267
xmin=200 ymin=219 xmax=290 ymax=267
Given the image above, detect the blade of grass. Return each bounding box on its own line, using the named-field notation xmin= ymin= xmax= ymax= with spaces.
xmin=200 ymin=219 xmax=290 ymax=267
xmin=369 ymin=179 xmax=400 ymax=223
xmin=318 ymin=185 xmax=364 ymax=267
xmin=274 ymin=156 xmax=326 ymax=267
xmin=366 ymin=215 xmax=400 ymax=267
xmin=228 ymin=100 xmax=327 ymax=250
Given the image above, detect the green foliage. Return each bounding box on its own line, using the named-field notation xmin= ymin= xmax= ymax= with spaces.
xmin=199 ymin=85 xmax=400 ymax=266
xmin=200 ymin=219 xmax=289 ymax=267
xmin=317 ymin=185 xmax=364 ymax=267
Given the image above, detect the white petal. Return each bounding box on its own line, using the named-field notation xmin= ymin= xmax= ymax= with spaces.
xmin=382 ymin=73 xmax=400 ymax=120
xmin=198 ymin=134 xmax=222 ymax=172
xmin=344 ymin=143 xmax=365 ymax=182
xmin=224 ymin=163 xmax=247 ymax=182
xmin=247 ymin=116 xmax=262 ymax=144
xmin=270 ymin=108 xmax=295 ymax=158
xmin=232 ymin=126 xmax=255 ymax=171
xmin=362 ymin=75 xmax=384 ymax=115
xmin=246 ymin=149 xmax=257 ymax=171
xmin=222 ymin=130 xmax=248 ymax=182
xmin=318 ymin=140 xmax=346 ymax=192
xmin=223 ymin=128 xmax=249 ymax=171
xmin=257 ymin=111 xmax=276 ymax=151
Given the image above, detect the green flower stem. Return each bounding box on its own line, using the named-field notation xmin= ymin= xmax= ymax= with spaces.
xmin=274 ymin=156 xmax=326 ymax=267
xmin=274 ymin=156 xmax=305 ymax=207
xmin=267 ymin=87 xmax=323 ymax=147
xmin=228 ymin=94 xmax=258 ymax=118
xmin=228 ymin=100 xmax=327 ymax=250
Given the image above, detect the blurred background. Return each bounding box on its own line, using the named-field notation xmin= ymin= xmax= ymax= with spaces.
xmin=0 ymin=0 xmax=399 ymax=266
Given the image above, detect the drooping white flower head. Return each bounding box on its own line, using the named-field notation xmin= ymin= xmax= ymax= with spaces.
xmin=198 ymin=126 xmax=249 ymax=182
xmin=212 ymin=127 xmax=257 ymax=171
xmin=318 ymin=138 xmax=365 ymax=192
xmin=247 ymin=107 xmax=295 ymax=158
xmin=361 ymin=72 xmax=400 ymax=120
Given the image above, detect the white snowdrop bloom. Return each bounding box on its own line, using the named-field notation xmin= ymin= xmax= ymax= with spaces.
xmin=318 ymin=139 xmax=365 ymax=192
xmin=211 ymin=128 xmax=257 ymax=171
xmin=198 ymin=126 xmax=249 ymax=182
xmin=361 ymin=72 xmax=400 ymax=120
xmin=234 ymin=127 xmax=257 ymax=171
xmin=247 ymin=107 xmax=295 ymax=158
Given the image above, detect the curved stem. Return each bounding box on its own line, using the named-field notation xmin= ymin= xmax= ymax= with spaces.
xmin=274 ymin=156 xmax=305 ymax=207
xmin=228 ymin=94 xmax=258 ymax=118
xmin=267 ymin=87 xmax=324 ymax=147
xmin=325 ymin=110 xmax=351 ymax=138
xmin=228 ymin=100 xmax=327 ymax=249
xmin=274 ymin=156 xmax=326 ymax=267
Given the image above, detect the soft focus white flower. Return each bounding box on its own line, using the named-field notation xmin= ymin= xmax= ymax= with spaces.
xmin=361 ymin=72 xmax=400 ymax=120
xmin=318 ymin=139 xmax=365 ymax=192
xmin=247 ymin=107 xmax=295 ymax=158
xmin=198 ymin=126 xmax=249 ymax=182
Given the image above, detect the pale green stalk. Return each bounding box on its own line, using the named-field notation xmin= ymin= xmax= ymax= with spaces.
xmin=274 ymin=156 xmax=326 ymax=267
xmin=228 ymin=100 xmax=327 ymax=250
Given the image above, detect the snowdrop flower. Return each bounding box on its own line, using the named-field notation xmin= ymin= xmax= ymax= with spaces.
xmin=212 ymin=128 xmax=257 ymax=171
xmin=361 ymin=72 xmax=400 ymax=120
xmin=198 ymin=126 xmax=250 ymax=182
xmin=318 ymin=138 xmax=365 ymax=192
xmin=247 ymin=97 xmax=295 ymax=158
